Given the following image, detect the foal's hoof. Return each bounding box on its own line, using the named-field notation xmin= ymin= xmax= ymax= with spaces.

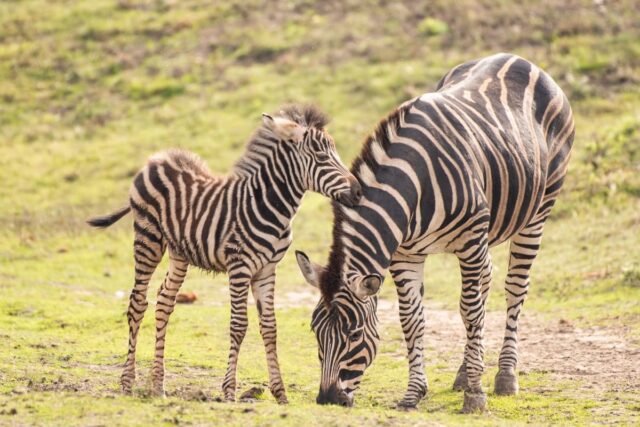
xmin=121 ymin=372 xmax=134 ymax=395
xmin=494 ymin=368 xmax=519 ymax=395
xmin=120 ymin=379 xmax=133 ymax=395
xmin=396 ymin=400 xmax=418 ymax=411
xmin=276 ymin=395 xmax=289 ymax=405
xmin=462 ymin=390 xmax=487 ymax=413
xmin=453 ymin=364 xmax=468 ymax=391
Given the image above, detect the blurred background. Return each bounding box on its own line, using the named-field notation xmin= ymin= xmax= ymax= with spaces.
xmin=1 ymin=1 xmax=639 ymax=425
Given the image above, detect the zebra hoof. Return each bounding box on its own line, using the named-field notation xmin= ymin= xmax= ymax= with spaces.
xmin=396 ymin=400 xmax=418 ymax=411
xmin=494 ymin=368 xmax=519 ymax=395
xmin=121 ymin=377 xmax=134 ymax=395
xmin=453 ymin=364 xmax=468 ymax=391
xmin=396 ymin=385 xmax=427 ymax=410
xmin=276 ymin=395 xmax=289 ymax=405
xmin=462 ymin=389 xmax=487 ymax=413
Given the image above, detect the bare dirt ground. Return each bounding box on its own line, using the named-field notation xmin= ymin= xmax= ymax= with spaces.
xmin=376 ymin=299 xmax=640 ymax=398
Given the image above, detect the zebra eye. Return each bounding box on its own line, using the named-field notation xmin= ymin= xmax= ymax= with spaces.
xmin=316 ymin=153 xmax=329 ymax=161
xmin=349 ymin=329 xmax=363 ymax=342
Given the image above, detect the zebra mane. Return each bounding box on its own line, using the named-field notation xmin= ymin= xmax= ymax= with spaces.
xmin=278 ymin=104 xmax=330 ymax=130
xmin=320 ymin=107 xmax=404 ymax=302
xmin=233 ymin=104 xmax=330 ymax=175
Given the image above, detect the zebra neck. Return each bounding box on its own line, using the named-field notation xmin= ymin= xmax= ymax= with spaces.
xmin=323 ymin=199 xmax=404 ymax=300
xmin=239 ymin=157 xmax=306 ymax=227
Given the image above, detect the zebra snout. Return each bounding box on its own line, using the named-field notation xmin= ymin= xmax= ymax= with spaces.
xmin=350 ymin=179 xmax=362 ymax=202
xmin=316 ymin=385 xmax=353 ymax=407
xmin=336 ymin=178 xmax=362 ymax=208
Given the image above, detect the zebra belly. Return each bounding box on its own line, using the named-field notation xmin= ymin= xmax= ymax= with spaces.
xmin=165 ymin=235 xmax=226 ymax=273
xmin=484 ymin=135 xmax=548 ymax=246
xmin=399 ymin=154 xmax=547 ymax=255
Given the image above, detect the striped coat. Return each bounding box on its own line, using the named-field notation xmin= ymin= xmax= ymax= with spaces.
xmin=296 ymin=53 xmax=574 ymax=411
xmin=89 ymin=105 xmax=361 ymax=403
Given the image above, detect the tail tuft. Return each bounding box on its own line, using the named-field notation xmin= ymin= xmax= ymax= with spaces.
xmin=87 ymin=206 xmax=131 ymax=228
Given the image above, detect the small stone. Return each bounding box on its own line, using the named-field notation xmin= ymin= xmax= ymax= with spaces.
xmin=239 ymin=386 xmax=264 ymax=401
xmin=176 ymin=292 xmax=197 ymax=304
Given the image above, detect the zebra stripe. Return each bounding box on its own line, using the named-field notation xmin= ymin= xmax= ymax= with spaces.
xmin=296 ymin=53 xmax=574 ymax=410
xmin=89 ymin=105 xmax=362 ymax=403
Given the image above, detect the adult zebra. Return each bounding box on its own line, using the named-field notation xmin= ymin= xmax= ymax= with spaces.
xmin=88 ymin=105 xmax=361 ymax=404
xmin=296 ymin=53 xmax=574 ymax=412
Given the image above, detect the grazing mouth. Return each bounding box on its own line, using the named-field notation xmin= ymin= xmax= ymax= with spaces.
xmin=316 ymin=386 xmax=354 ymax=407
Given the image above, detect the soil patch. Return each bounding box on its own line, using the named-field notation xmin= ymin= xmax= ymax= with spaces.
xmin=377 ymin=299 xmax=640 ymax=394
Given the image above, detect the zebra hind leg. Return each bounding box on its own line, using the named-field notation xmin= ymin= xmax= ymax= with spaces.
xmin=251 ymin=265 xmax=288 ymax=404
xmin=121 ymin=222 xmax=166 ymax=394
xmin=456 ymin=237 xmax=492 ymax=413
xmin=495 ymin=219 xmax=546 ymax=395
xmin=389 ymin=255 xmax=428 ymax=409
xmin=150 ymin=253 xmax=189 ymax=397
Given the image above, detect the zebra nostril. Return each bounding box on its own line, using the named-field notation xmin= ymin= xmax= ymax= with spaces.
xmin=351 ymin=180 xmax=362 ymax=200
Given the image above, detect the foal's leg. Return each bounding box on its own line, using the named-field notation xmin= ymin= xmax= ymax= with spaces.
xmin=251 ymin=264 xmax=288 ymax=404
xmin=389 ymin=254 xmax=428 ymax=409
xmin=121 ymin=222 xmax=165 ymax=394
xmin=456 ymin=237 xmax=493 ymax=413
xmin=222 ymin=265 xmax=251 ymax=401
xmin=150 ymin=253 xmax=189 ymax=396
xmin=495 ymin=218 xmax=546 ymax=395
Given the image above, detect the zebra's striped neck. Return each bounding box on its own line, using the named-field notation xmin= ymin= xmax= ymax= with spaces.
xmin=240 ymin=151 xmax=307 ymax=223
xmin=321 ymin=109 xmax=412 ymax=302
xmin=229 ymin=144 xmax=305 ymax=224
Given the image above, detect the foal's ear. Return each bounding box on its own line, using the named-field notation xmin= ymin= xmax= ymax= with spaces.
xmin=295 ymin=250 xmax=323 ymax=288
xmin=262 ymin=114 xmax=305 ymax=143
xmin=261 ymin=113 xmax=275 ymax=126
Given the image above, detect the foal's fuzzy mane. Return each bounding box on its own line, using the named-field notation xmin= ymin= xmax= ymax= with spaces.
xmin=233 ymin=104 xmax=330 ymax=175
xmin=319 ymin=107 xmax=404 ymax=303
xmin=279 ymin=104 xmax=330 ymax=130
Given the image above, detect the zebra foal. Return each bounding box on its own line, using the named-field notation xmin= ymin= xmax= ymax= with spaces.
xmin=296 ymin=54 xmax=574 ymax=412
xmin=88 ymin=105 xmax=361 ymax=403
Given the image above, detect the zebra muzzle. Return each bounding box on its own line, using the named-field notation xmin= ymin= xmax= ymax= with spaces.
xmin=316 ymin=384 xmax=353 ymax=407
xmin=336 ymin=179 xmax=362 ymax=208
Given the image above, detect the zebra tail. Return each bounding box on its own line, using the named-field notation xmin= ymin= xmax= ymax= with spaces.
xmin=87 ymin=206 xmax=131 ymax=228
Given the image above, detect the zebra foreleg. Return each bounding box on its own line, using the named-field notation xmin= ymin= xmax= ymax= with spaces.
xmin=456 ymin=239 xmax=492 ymax=413
xmin=121 ymin=225 xmax=165 ymax=394
xmin=496 ymin=220 xmax=545 ymax=395
xmin=251 ymin=265 xmax=288 ymax=404
xmin=390 ymin=255 xmax=428 ymax=409
xmin=150 ymin=254 xmax=189 ymax=397
xmin=222 ymin=267 xmax=251 ymax=401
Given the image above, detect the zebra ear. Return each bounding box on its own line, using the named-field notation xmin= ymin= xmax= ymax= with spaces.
xmin=295 ymin=250 xmax=322 ymax=288
xmin=262 ymin=113 xmax=274 ymax=125
xmin=263 ymin=115 xmax=306 ymax=143
xmin=355 ymin=274 xmax=383 ymax=298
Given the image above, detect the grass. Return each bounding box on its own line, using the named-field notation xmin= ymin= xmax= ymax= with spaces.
xmin=1 ymin=0 xmax=640 ymax=425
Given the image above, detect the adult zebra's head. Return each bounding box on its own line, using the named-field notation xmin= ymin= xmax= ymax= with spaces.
xmin=261 ymin=107 xmax=362 ymax=208
xmin=295 ymin=251 xmax=382 ymax=407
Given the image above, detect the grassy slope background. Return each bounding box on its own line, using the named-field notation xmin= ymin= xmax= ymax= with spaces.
xmin=1 ymin=0 xmax=639 ymax=425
